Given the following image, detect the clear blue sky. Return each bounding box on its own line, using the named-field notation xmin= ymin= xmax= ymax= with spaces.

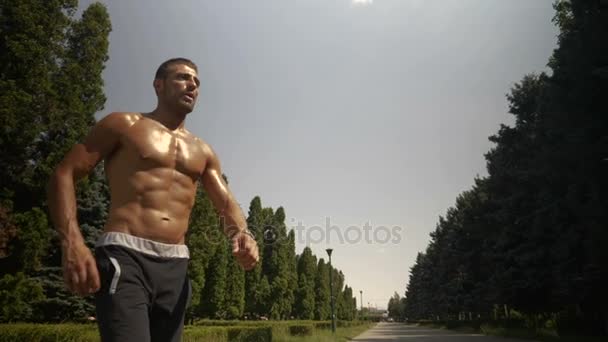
xmin=84 ymin=0 xmax=558 ymax=309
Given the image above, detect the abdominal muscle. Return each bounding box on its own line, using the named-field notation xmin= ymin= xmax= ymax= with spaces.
xmin=102 ymin=166 xmax=198 ymax=245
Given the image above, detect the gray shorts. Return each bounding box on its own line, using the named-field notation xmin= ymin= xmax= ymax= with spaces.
xmin=94 ymin=232 xmax=191 ymax=342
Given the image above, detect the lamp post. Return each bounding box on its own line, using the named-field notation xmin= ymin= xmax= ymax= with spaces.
xmin=326 ymin=248 xmax=336 ymax=333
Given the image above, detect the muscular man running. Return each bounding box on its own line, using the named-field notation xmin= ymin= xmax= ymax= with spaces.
xmin=47 ymin=58 xmax=259 ymax=342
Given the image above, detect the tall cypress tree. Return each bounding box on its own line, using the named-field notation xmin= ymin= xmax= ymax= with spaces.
xmin=224 ymin=241 xmax=245 ymax=319
xmin=295 ymin=247 xmax=317 ymax=319
xmin=268 ymin=207 xmax=291 ymax=319
xmin=186 ymin=186 xmax=221 ymax=320
xmin=284 ymin=229 xmax=297 ymax=318
xmin=199 ymin=238 xmax=228 ymax=319
xmin=244 ymin=197 xmax=264 ymax=317
xmin=315 ymin=258 xmax=330 ymax=320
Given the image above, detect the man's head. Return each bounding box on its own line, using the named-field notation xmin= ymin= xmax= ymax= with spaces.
xmin=153 ymin=58 xmax=200 ymax=115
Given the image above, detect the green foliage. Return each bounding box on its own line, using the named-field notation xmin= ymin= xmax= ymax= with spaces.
xmin=1 ymin=208 xmax=49 ymax=274
xmin=0 ymin=0 xmax=110 ymax=209
xmin=0 ymin=324 xmax=99 ymax=342
xmin=0 ymin=273 xmax=45 ymax=322
xmin=315 ymin=258 xmax=331 ymax=320
xmin=224 ymin=241 xmax=245 ymax=319
xmin=199 ymin=237 xmax=228 ymax=319
xmin=32 ymin=267 xmax=95 ymax=322
xmin=294 ymin=247 xmax=317 ymax=319
xmin=0 ymin=0 xmax=111 ymax=323
xmin=187 ymin=187 xmax=221 ymax=320
xmin=187 ymin=195 xmax=356 ymax=322
xmin=338 ymin=285 xmax=356 ymax=320
xmin=387 ymin=292 xmax=405 ymax=320
xmin=0 ymin=321 xmax=372 ymax=342
xmin=226 ymin=326 xmax=272 ymax=342
xmin=186 ymin=325 xmax=274 ymax=342
xmin=288 ymin=324 xmax=314 ymax=336
xmin=403 ymin=0 xmax=608 ymax=336
xmin=182 ymin=326 xmax=228 ymax=342
xmin=244 ymin=196 xmax=265 ymax=317
xmin=257 ymin=276 xmax=272 ymax=316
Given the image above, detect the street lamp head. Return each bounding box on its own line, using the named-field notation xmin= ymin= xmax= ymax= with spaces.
xmin=326 ymin=248 xmax=333 ymax=257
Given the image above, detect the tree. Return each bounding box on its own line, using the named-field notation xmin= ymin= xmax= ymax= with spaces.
xmin=387 ymin=292 xmax=401 ymax=319
xmin=0 ymin=272 xmax=44 ymax=322
xmin=0 ymin=0 xmax=111 ymax=322
xmin=267 ymin=207 xmax=294 ymax=319
xmin=402 ymin=1 xmax=608 ymax=334
xmin=0 ymin=1 xmax=110 ymax=210
xmin=186 ymin=186 xmax=221 ymax=320
xmin=315 ymin=258 xmax=330 ymax=320
xmin=224 ymin=241 xmax=245 ymax=319
xmin=199 ymin=238 xmax=228 ymax=319
xmin=244 ymin=197 xmax=265 ymax=317
xmin=294 ymin=247 xmax=317 ymax=319
xmin=338 ymin=285 xmax=356 ymax=320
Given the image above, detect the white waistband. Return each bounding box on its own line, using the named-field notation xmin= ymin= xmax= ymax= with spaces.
xmin=96 ymin=232 xmax=190 ymax=259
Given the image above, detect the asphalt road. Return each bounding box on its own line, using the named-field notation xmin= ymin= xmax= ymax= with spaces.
xmin=352 ymin=322 xmax=537 ymax=341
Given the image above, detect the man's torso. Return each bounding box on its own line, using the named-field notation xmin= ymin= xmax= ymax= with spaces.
xmin=102 ymin=112 xmax=208 ymax=244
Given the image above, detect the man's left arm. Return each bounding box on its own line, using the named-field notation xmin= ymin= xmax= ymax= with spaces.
xmin=201 ymin=148 xmax=259 ymax=270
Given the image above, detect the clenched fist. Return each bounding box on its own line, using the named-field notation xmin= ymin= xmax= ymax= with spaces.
xmin=231 ymin=230 xmax=259 ymax=271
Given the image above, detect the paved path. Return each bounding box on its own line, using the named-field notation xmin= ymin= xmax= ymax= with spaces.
xmin=352 ymin=322 xmax=537 ymax=341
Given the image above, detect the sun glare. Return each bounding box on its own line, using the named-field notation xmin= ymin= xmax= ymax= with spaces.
xmin=352 ymin=0 xmax=373 ymax=5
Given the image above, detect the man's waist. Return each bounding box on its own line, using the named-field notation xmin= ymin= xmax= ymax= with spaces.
xmin=96 ymin=232 xmax=189 ymax=259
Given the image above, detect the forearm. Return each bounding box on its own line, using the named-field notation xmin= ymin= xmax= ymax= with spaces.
xmin=47 ymin=170 xmax=83 ymax=246
xmin=219 ymin=197 xmax=248 ymax=237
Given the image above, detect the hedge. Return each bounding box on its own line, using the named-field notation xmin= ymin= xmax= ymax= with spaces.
xmin=288 ymin=324 xmax=313 ymax=336
xmin=0 ymin=320 xmax=367 ymax=341
xmin=0 ymin=324 xmax=272 ymax=342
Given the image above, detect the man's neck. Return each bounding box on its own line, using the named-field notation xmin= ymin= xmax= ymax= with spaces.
xmin=148 ymin=107 xmax=186 ymax=131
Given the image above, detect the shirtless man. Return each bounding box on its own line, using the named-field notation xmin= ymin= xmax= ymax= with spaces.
xmin=47 ymin=58 xmax=259 ymax=342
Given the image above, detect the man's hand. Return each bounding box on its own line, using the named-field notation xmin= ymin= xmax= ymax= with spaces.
xmin=61 ymin=241 xmax=100 ymax=296
xmin=231 ymin=231 xmax=259 ymax=271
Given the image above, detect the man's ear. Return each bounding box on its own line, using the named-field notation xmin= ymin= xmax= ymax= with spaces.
xmin=153 ymin=78 xmax=163 ymax=96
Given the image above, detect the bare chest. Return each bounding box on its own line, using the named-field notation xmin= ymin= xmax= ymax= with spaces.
xmin=120 ymin=121 xmax=206 ymax=179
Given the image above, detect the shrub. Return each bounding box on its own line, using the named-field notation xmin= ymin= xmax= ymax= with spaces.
xmin=288 ymin=324 xmax=313 ymax=336
xmin=0 ymin=324 xmax=99 ymax=342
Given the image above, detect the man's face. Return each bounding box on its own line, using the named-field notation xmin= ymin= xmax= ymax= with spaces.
xmin=156 ymin=63 xmax=200 ymax=114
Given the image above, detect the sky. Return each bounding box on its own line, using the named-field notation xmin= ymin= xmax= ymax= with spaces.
xmin=82 ymin=0 xmax=558 ymax=310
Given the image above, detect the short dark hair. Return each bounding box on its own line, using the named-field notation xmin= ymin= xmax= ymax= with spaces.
xmin=154 ymin=58 xmax=198 ymax=80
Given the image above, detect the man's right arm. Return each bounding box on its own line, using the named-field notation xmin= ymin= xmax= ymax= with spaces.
xmin=47 ymin=112 xmax=130 ymax=295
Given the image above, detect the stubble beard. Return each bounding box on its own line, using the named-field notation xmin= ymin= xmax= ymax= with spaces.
xmin=176 ymin=98 xmax=195 ymax=115
xmin=163 ymin=91 xmax=195 ymax=116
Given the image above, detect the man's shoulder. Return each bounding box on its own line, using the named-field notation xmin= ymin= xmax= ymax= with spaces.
xmin=96 ymin=112 xmax=142 ymax=131
xmin=99 ymin=111 xmax=143 ymax=124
